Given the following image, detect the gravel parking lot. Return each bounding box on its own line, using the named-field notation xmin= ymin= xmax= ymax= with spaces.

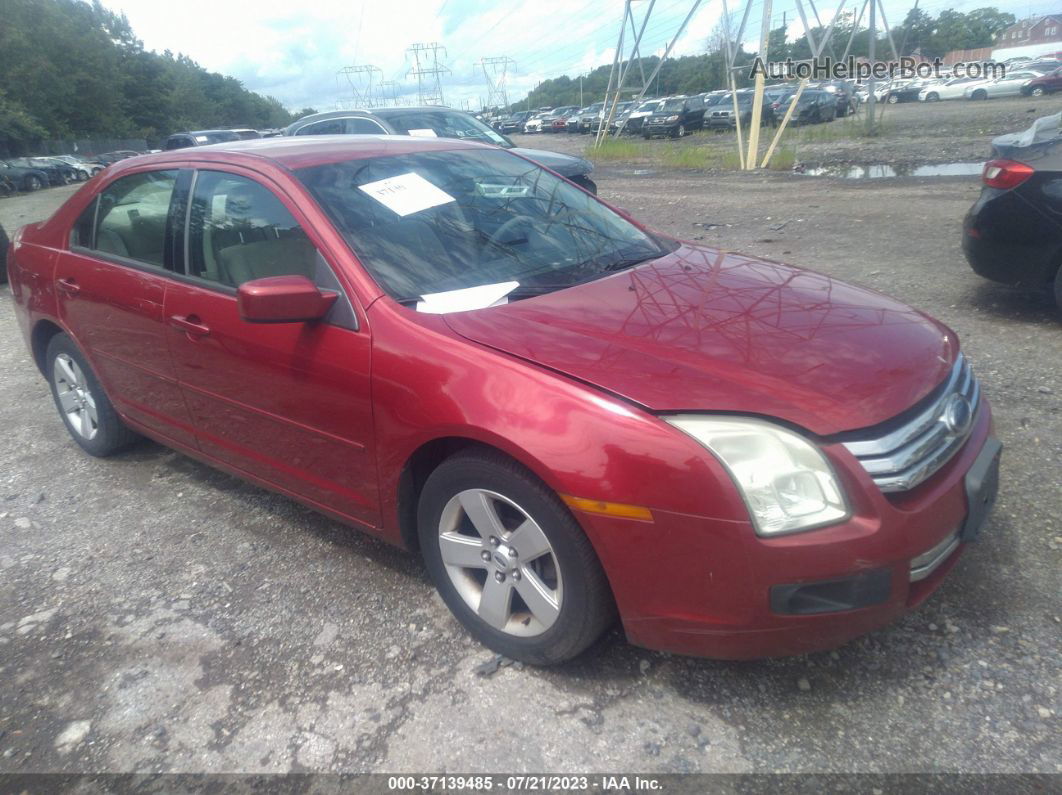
xmin=0 ymin=155 xmax=1059 ymax=775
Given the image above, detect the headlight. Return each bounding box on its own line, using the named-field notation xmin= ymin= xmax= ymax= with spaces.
xmin=667 ymin=115 xmax=680 ymax=122
xmin=664 ymin=415 xmax=849 ymax=536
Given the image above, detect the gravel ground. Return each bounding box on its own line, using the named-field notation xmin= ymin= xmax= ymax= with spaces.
xmin=526 ymin=93 xmax=1062 ymax=168
xmin=0 ymin=158 xmax=1059 ymax=776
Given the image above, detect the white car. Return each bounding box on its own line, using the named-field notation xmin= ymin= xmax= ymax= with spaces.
xmin=965 ymin=70 xmax=1045 ymax=99
xmin=919 ymin=76 xmax=984 ymax=101
xmin=50 ymin=154 xmax=103 ymax=178
xmin=523 ymin=114 xmax=549 ymax=133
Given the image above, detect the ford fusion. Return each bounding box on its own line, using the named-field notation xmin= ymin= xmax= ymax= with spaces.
xmin=6 ymin=136 xmax=1001 ymax=664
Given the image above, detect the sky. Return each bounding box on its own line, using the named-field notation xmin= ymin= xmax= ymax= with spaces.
xmin=100 ymin=0 xmax=1062 ymax=113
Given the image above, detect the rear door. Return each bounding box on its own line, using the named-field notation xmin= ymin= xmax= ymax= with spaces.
xmin=163 ymin=167 xmax=378 ymax=525
xmin=56 ymin=168 xmax=197 ymax=447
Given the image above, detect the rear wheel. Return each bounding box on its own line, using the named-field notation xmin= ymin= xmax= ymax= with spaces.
xmin=971 ymin=89 xmax=987 ymax=100
xmin=925 ymin=92 xmax=939 ymax=102
xmin=887 ymin=93 xmax=899 ymax=104
xmin=418 ymin=450 xmax=614 ymax=665
xmin=24 ymin=175 xmax=43 ymax=192
xmin=1031 ymin=86 xmax=1045 ymax=97
xmin=45 ymin=334 xmax=139 ymax=457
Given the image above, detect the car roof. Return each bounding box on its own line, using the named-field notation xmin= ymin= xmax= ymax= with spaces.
xmin=102 ymin=134 xmax=492 ymax=173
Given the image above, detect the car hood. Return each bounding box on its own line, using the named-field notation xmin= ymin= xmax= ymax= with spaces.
xmin=511 ymin=147 xmax=593 ymax=177
xmin=443 ymin=244 xmax=957 ymax=436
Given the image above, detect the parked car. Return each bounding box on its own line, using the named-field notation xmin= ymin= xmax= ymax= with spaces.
xmin=0 ymin=172 xmax=16 ymax=197
xmin=643 ymin=95 xmax=707 ymax=138
xmin=8 ymin=157 xmax=76 ymax=186
xmin=1021 ymin=66 xmax=1062 ymax=96
xmin=163 ymin=130 xmax=243 ymax=150
xmin=577 ymin=102 xmax=606 ymax=134
xmin=965 ymin=71 xmax=1045 ymax=99
xmin=963 ymin=112 xmax=1062 ymax=310
xmin=499 ymin=111 xmax=532 ymax=134
xmin=285 ymin=107 xmax=597 ymax=193
xmin=228 ymin=128 xmax=263 ymax=140
xmin=91 ymin=151 xmax=139 ymax=167
xmin=769 ymin=90 xmax=837 ymax=125
xmin=522 ymin=113 xmax=549 ymax=134
xmin=7 ymin=135 xmax=1000 ymax=664
xmin=0 ymin=160 xmax=50 ymax=192
xmin=566 ymin=107 xmax=589 ymax=133
xmin=51 ymin=155 xmax=104 ymax=179
xmin=545 ymin=106 xmax=579 ymax=133
xmin=919 ymin=76 xmax=984 ymax=101
xmin=619 ymin=99 xmax=663 ymax=134
xmin=603 ymin=101 xmax=635 ymax=134
xmin=705 ymin=91 xmax=778 ymax=130
xmin=32 ymin=157 xmax=85 ymax=182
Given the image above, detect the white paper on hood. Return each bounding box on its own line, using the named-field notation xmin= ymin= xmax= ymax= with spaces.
xmin=407 ymin=128 xmax=438 ymax=137
xmin=416 ymin=281 xmax=519 ymax=314
xmin=358 ymin=172 xmax=455 ymax=217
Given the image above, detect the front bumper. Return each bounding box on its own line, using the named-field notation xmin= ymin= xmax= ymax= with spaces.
xmin=571 ymin=400 xmax=998 ymax=659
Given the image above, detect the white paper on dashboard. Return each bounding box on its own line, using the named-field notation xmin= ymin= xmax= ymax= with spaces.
xmin=358 ymin=172 xmax=455 ymax=217
xmin=416 ymin=281 xmax=519 ymax=314
xmin=407 ymin=128 xmax=438 ymax=137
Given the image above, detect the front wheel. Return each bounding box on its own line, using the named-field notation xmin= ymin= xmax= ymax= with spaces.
xmin=887 ymin=93 xmax=899 ymax=104
xmin=971 ymin=89 xmax=987 ymax=100
xmin=672 ymin=124 xmax=686 ymax=138
xmin=46 ymin=334 xmax=139 ymax=456
xmin=925 ymin=92 xmax=939 ymax=102
xmin=24 ymin=175 xmax=43 ymax=192
xmin=1031 ymin=86 xmax=1045 ymax=97
xmin=418 ymin=450 xmax=614 ymax=665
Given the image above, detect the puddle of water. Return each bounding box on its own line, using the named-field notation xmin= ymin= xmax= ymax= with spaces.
xmin=800 ymin=162 xmax=984 ymax=179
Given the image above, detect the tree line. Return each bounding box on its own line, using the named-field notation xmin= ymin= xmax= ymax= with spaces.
xmin=0 ymin=0 xmax=318 ymax=155
xmin=510 ymin=6 xmax=1017 ymax=111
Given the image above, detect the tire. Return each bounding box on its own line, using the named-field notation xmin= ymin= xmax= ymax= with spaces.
xmin=24 ymin=175 xmax=43 ymax=192
xmin=971 ymin=89 xmax=987 ymax=100
xmin=45 ymin=333 xmax=139 ymax=457
xmin=1031 ymin=86 xmax=1045 ymax=97
xmin=887 ymin=94 xmax=899 ymax=104
xmin=672 ymin=123 xmax=686 ymax=138
xmin=1054 ymin=265 xmax=1062 ymax=314
xmin=418 ymin=449 xmax=614 ymax=665
xmin=925 ymin=92 xmax=939 ymax=102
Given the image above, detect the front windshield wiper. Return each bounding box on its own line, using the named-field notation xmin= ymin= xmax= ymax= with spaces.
xmin=597 ymin=253 xmax=661 ymax=273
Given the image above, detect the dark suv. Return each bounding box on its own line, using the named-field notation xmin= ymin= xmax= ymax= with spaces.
xmin=163 ymin=130 xmax=244 ymax=150
xmin=643 ymin=95 xmax=706 ymax=138
xmin=285 ymin=108 xmax=597 ymax=193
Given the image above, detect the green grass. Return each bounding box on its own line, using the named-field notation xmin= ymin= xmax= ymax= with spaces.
xmin=587 ymin=138 xmax=652 ymax=162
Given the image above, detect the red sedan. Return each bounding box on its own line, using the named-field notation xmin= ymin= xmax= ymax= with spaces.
xmin=5 ymin=136 xmax=1001 ymax=664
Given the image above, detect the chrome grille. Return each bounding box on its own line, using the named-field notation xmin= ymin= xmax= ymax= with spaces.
xmin=841 ymin=355 xmax=980 ymax=493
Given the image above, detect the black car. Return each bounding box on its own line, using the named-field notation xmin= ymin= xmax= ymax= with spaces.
xmin=7 ymin=157 xmax=75 ymax=186
xmin=705 ymin=92 xmax=779 ymax=130
xmin=963 ymin=113 xmax=1062 ymax=309
xmin=0 ymin=160 xmax=50 ymax=192
xmin=768 ymin=90 xmax=837 ymax=125
xmin=499 ymin=111 xmax=532 ymax=134
xmin=643 ymin=95 xmax=706 ymax=138
xmin=285 ymin=107 xmax=597 ymax=193
xmin=163 ymin=130 xmax=243 ymax=150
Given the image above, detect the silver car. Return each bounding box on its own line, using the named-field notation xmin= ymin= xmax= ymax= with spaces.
xmin=965 ymin=70 xmax=1045 ymax=99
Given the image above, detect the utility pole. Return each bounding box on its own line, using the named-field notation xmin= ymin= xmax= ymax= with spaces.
xmin=337 ymin=64 xmax=382 ymax=108
xmin=866 ymin=0 xmax=876 ymax=134
xmin=477 ymin=56 xmax=516 ymax=111
xmin=579 ymin=75 xmax=583 ymax=106
xmin=407 ymin=43 xmax=451 ymax=106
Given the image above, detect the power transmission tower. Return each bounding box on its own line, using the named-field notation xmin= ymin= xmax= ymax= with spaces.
xmin=375 ymin=80 xmax=400 ymax=107
xmin=596 ymin=0 xmax=705 ymax=144
xmin=477 ymin=56 xmax=517 ymax=111
xmin=337 ymin=64 xmax=382 ymax=109
xmin=407 ymin=42 xmax=451 ymax=106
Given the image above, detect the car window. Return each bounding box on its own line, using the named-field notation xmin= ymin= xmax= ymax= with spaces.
xmin=379 ymin=110 xmax=511 ymax=147
xmin=298 ymin=119 xmax=345 ymax=135
xmin=346 ymin=118 xmax=386 ymax=134
xmin=296 ymin=148 xmax=671 ymax=302
xmin=186 ymin=171 xmax=319 ymax=288
xmin=81 ymin=170 xmax=178 ymax=266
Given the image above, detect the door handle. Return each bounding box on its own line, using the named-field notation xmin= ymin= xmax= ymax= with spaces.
xmin=169 ymin=314 xmax=211 ymax=337
xmin=56 ymin=278 xmax=80 ymax=296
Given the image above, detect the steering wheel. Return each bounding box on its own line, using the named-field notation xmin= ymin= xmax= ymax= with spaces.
xmin=488 ymin=214 xmax=538 ymax=248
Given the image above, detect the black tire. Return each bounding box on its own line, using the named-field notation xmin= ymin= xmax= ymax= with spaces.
xmin=887 ymin=93 xmax=899 ymax=104
xmin=1031 ymin=86 xmax=1045 ymax=97
xmin=925 ymin=92 xmax=939 ymax=102
xmin=971 ymin=89 xmax=987 ymax=100
xmin=418 ymin=449 xmax=614 ymax=665
xmin=24 ymin=175 xmax=43 ymax=192
xmin=45 ymin=333 xmax=139 ymax=457
xmin=1054 ymin=265 xmax=1062 ymax=314
xmin=673 ymin=123 xmax=686 ymax=138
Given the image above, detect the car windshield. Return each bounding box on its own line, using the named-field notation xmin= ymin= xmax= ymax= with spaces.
xmin=380 ymin=110 xmax=512 ymax=149
xmin=297 ymin=148 xmax=672 ymax=303
xmin=661 ymin=98 xmax=686 ymax=111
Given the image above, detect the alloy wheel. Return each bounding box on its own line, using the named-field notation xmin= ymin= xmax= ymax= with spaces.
xmin=437 ymin=488 xmax=563 ymax=637
xmin=53 ymin=353 xmax=98 ymax=440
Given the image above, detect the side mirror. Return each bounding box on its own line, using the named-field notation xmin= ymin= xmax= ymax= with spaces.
xmin=237 ymin=275 xmax=338 ymax=323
